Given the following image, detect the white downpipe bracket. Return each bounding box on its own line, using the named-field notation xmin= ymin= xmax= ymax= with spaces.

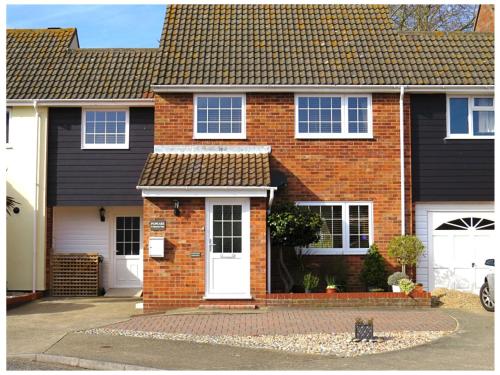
xmin=32 ymin=100 xmax=40 ymax=293
xmin=399 ymin=86 xmax=406 ymax=235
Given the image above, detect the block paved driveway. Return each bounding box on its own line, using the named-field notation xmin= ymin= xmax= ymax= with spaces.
xmin=105 ymin=308 xmax=457 ymax=335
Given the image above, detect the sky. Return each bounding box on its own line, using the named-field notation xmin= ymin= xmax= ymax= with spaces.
xmin=6 ymin=5 xmax=166 ymax=48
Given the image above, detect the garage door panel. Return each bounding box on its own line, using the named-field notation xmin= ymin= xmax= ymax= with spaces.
xmin=452 ymin=235 xmax=475 ymax=268
xmin=433 ymin=268 xmax=453 ymax=289
xmin=432 ymin=235 xmax=453 ymax=268
xmin=453 ymin=268 xmax=474 ymax=292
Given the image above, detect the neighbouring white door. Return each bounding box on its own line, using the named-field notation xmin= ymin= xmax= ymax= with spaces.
xmin=431 ymin=213 xmax=495 ymax=294
xmin=205 ymin=198 xmax=251 ymax=299
xmin=114 ymin=216 xmax=143 ymax=288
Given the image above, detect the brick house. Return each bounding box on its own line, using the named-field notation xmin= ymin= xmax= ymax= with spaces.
xmin=6 ymin=5 xmax=494 ymax=311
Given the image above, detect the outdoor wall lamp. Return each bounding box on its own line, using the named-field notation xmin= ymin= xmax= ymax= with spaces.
xmin=99 ymin=207 xmax=106 ymax=222
xmin=173 ymin=200 xmax=181 ymax=217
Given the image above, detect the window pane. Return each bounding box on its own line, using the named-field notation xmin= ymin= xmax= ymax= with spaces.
xmin=321 ymin=122 xmax=332 ymax=133
xmin=197 ymin=109 xmax=207 ymax=122
xmin=213 ymin=222 xmax=222 ymax=236
xmin=348 ymin=109 xmax=357 ymax=122
xmin=449 ymin=98 xmax=469 ymax=134
xmin=220 ymin=97 xmax=231 ymax=108
xmin=231 ymin=109 xmax=242 ymax=122
xmin=299 ymin=122 xmax=308 ymax=133
xmin=213 ymin=238 xmax=222 ymax=253
xmin=208 ymin=122 xmax=219 ymax=133
xmin=231 ymin=122 xmax=241 ymax=133
xmin=232 ymin=238 xmax=242 ymax=253
xmin=207 ymin=97 xmax=219 ymax=107
xmin=106 ymin=112 xmax=117 ymax=121
xmin=349 ymin=205 xmax=370 ymax=249
xmin=222 ymin=238 xmax=232 ymax=253
xmin=220 ymin=109 xmax=231 ymax=122
xmin=95 ymin=112 xmax=105 ymax=121
xmin=86 ymin=122 xmax=94 ymax=134
xmin=198 ymin=97 xmax=207 ymax=108
xmin=309 ymin=122 xmax=319 ymax=133
xmin=106 ymin=134 xmax=117 ymax=144
xmin=232 ymin=205 xmax=241 ymax=220
xmin=116 ymin=134 xmax=126 ymax=144
xmin=231 ymin=97 xmax=242 ymax=108
xmin=95 ymin=134 xmax=105 ymax=144
xmin=116 ymin=111 xmax=126 ymax=121
xmin=473 ymin=111 xmax=494 ymax=136
xmin=213 ymin=205 xmax=222 ymax=220
xmin=95 ymin=122 xmax=105 ymax=133
xmin=474 ymin=97 xmax=493 ymax=107
xmin=309 ymin=97 xmax=319 ymax=108
xmin=233 ymin=222 xmax=241 ymax=236
xmin=220 ymin=122 xmax=231 ymax=133
xmin=320 ymin=97 xmax=331 ymax=108
xmin=320 ymin=109 xmax=331 ymax=122
xmin=222 ymin=205 xmax=232 ymax=220
xmin=207 ymin=109 xmax=219 ymax=122
xmin=298 ymin=97 xmax=308 ymax=109
xmin=299 ymin=109 xmax=308 ymax=122
xmin=132 ymin=242 xmax=140 ymax=255
xmin=309 ymin=109 xmax=319 ymax=122
xmin=117 ymin=122 xmax=126 ymax=133
xmin=198 ymin=122 xmax=207 ymax=133
xmin=116 ymin=243 xmax=124 ymax=255
xmin=106 ymin=123 xmax=116 ymax=133
xmin=223 ymin=222 xmax=232 ymax=237
xmin=86 ymin=111 xmax=95 ymax=121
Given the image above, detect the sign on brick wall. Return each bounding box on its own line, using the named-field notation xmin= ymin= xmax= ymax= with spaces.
xmin=150 ymin=219 xmax=166 ymax=231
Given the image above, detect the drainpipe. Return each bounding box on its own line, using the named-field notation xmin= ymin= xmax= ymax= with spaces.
xmin=399 ymin=86 xmax=406 ymax=235
xmin=32 ymin=100 xmax=40 ymax=293
xmin=266 ymin=187 xmax=276 ymax=293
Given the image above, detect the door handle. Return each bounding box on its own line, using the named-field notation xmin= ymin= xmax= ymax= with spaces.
xmin=472 ymin=262 xmax=475 ymax=268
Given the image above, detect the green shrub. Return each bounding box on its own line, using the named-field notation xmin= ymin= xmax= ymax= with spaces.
xmin=387 ymin=271 xmax=408 ymax=286
xmin=399 ymin=278 xmax=415 ymax=295
xmin=360 ymin=244 xmax=388 ymax=290
xmin=303 ymin=273 xmax=320 ymax=292
xmin=325 ymin=275 xmax=336 ymax=288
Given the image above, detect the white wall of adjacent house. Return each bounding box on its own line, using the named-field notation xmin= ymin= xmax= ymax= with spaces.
xmin=52 ymin=206 xmax=143 ymax=290
xmin=415 ymin=202 xmax=495 ymax=294
xmin=6 ymin=106 xmax=48 ymax=291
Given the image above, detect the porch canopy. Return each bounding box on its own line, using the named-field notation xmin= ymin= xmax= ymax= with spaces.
xmin=137 ymin=145 xmax=274 ymax=197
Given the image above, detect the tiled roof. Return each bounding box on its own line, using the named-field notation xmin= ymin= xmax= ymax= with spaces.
xmin=7 ymin=28 xmax=158 ymax=99
xmin=156 ymin=4 xmax=494 ymax=86
xmin=138 ymin=153 xmax=271 ymax=187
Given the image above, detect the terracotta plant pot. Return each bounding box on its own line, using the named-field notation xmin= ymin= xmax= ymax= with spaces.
xmin=326 ymin=288 xmax=337 ymax=294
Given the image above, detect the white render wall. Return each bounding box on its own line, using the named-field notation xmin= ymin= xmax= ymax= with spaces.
xmin=415 ymin=202 xmax=495 ymax=290
xmin=53 ymin=206 xmax=142 ymax=290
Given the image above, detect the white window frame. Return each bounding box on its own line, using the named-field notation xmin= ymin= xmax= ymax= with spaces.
xmin=294 ymin=94 xmax=373 ymax=139
xmin=6 ymin=108 xmax=11 ymax=148
xmin=81 ymin=108 xmax=130 ymax=150
xmin=193 ymin=94 xmax=246 ymax=140
xmin=446 ymin=95 xmax=494 ymax=139
xmin=296 ymin=201 xmax=374 ymax=255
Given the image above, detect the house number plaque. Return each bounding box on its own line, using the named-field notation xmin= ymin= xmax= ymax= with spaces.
xmin=150 ymin=220 xmax=166 ymax=231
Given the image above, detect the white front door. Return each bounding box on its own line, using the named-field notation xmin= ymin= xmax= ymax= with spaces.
xmin=205 ymin=198 xmax=251 ymax=299
xmin=431 ymin=212 xmax=495 ymax=294
xmin=114 ymin=216 xmax=143 ymax=288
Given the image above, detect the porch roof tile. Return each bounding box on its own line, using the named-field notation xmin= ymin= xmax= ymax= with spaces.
xmin=138 ymin=152 xmax=271 ymax=187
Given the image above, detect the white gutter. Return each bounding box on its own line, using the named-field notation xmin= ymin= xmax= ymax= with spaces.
xmin=151 ymin=84 xmax=494 ymax=94
xmin=138 ymin=185 xmax=275 ymax=191
xmin=7 ymin=99 xmax=155 ymax=107
xmin=399 ymin=86 xmax=406 ymax=236
xmin=32 ymin=100 xmax=40 ymax=293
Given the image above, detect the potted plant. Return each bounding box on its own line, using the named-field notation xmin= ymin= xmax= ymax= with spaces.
xmin=387 ymin=235 xmax=425 ymax=275
xmin=414 ymin=283 xmax=424 ymax=293
xmin=360 ymin=244 xmax=388 ymax=291
xmin=387 ymin=271 xmax=408 ymax=292
xmin=325 ymin=275 xmax=338 ymax=294
xmin=398 ymin=278 xmax=415 ymax=295
xmin=354 ymin=318 xmax=374 ymax=341
xmin=303 ymin=272 xmax=319 ymax=293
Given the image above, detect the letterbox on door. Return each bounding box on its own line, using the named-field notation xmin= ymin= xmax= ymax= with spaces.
xmin=149 ymin=237 xmax=164 ymax=257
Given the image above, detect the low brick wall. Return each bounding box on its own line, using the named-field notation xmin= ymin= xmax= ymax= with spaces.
xmin=259 ymin=291 xmax=431 ymax=308
xmin=6 ymin=291 xmax=44 ymax=309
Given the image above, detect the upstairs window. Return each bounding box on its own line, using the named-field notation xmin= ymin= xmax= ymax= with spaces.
xmin=296 ymin=202 xmax=373 ymax=255
xmin=82 ymin=109 xmax=129 ymax=149
xmin=296 ymin=95 xmax=372 ymax=139
xmin=448 ymin=96 xmax=494 ymax=138
xmin=194 ymin=95 xmax=246 ymax=139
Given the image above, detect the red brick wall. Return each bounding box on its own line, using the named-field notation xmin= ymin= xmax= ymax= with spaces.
xmin=143 ymin=197 xmax=267 ymax=310
xmin=154 ymin=93 xmax=406 ymax=291
xmin=475 ymin=5 xmax=494 ymax=32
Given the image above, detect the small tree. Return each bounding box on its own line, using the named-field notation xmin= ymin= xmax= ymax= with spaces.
xmin=387 ymin=235 xmax=425 ymax=275
xmin=360 ymin=244 xmax=388 ymax=290
xmin=269 ymin=202 xmax=322 ymax=292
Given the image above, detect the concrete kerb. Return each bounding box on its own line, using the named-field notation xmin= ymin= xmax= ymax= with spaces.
xmin=8 ymin=353 xmax=160 ymax=371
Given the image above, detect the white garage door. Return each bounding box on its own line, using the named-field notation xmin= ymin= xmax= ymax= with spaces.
xmin=431 ymin=212 xmax=495 ymax=294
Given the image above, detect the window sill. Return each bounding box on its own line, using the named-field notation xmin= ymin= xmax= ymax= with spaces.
xmin=295 ymin=134 xmax=374 ymax=140
xmin=194 ymin=134 xmax=246 ymax=140
xmin=444 ymin=136 xmax=494 ymax=140
xmin=81 ymin=145 xmax=130 ymax=150
xmin=298 ymin=248 xmax=369 ymax=256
